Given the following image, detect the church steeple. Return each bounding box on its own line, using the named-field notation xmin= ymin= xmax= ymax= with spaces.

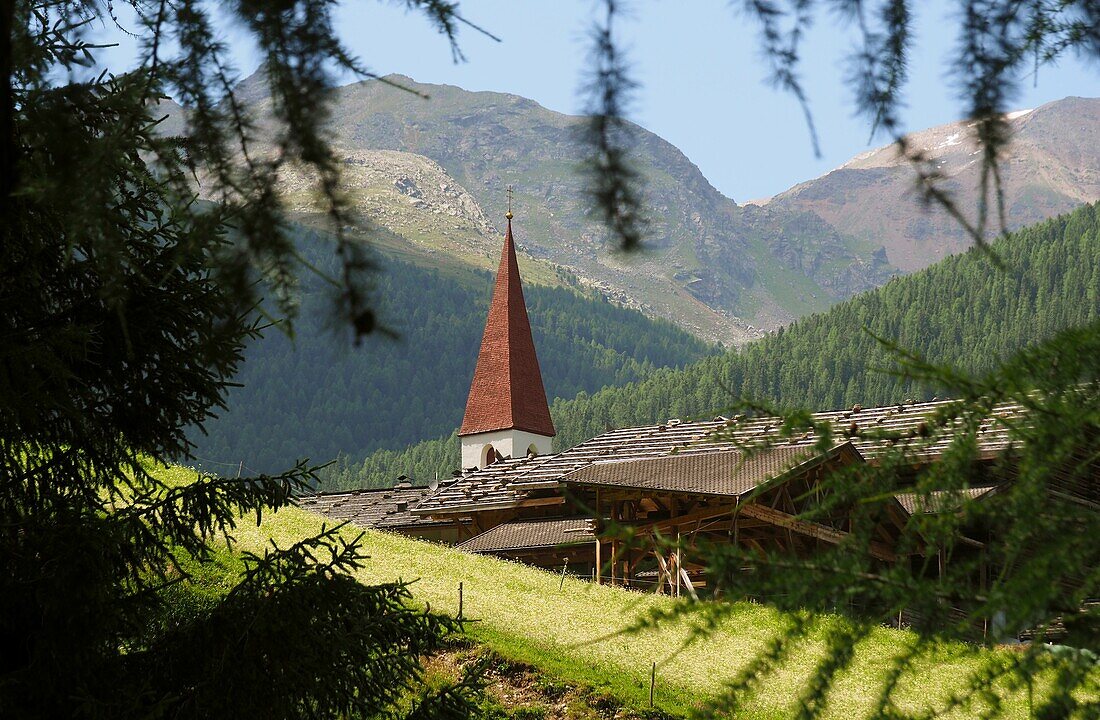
xmin=458 ymin=206 xmax=555 ymax=469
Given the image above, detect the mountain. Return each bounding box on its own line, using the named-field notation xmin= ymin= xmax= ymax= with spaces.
xmin=282 ymin=148 xmax=505 ymax=268
xmin=167 ymin=78 xmax=1098 ymax=342
xmin=188 ymin=225 xmax=715 ymax=473
xmin=230 ymin=73 xmax=900 ymax=343
xmin=325 ymin=202 xmax=1100 ymax=490
xmin=760 ymin=97 xmax=1100 ymax=272
xmin=236 ymin=76 xmax=1100 ymax=341
xmin=167 ymin=74 xmax=1095 ymax=345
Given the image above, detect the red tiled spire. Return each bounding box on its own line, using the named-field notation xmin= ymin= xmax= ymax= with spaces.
xmin=459 ymin=216 xmax=556 ymax=438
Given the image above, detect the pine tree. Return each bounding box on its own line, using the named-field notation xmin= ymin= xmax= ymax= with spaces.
xmin=0 ymin=2 xmax=483 ymax=717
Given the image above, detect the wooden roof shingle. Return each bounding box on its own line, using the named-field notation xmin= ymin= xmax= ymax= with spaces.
xmin=563 ymin=443 xmax=859 ymax=497
xmin=413 ymin=398 xmax=1023 ymax=517
xmin=297 ymin=485 xmax=454 ymax=529
xmin=894 ymin=486 xmax=997 ymax=514
xmin=458 ymin=517 xmax=594 ymax=554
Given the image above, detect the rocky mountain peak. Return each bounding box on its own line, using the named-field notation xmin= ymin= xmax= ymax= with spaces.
xmin=213 ymin=72 xmax=1097 ymax=343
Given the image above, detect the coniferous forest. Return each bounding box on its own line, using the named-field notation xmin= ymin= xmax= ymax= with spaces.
xmin=188 ymin=227 xmax=715 ymax=473
xmin=324 ymin=202 xmax=1100 ymax=490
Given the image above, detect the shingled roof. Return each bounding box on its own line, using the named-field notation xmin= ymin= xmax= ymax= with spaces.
xmin=459 ymin=216 xmax=555 ymax=438
xmin=563 ymin=442 xmax=861 ymax=497
xmin=894 ymin=486 xmax=997 ymax=514
xmin=459 ymin=516 xmax=595 ymax=553
xmin=296 ymin=485 xmax=453 ymax=530
xmin=415 ymin=398 xmax=1023 ymax=516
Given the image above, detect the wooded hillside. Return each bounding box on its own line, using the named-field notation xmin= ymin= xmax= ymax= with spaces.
xmin=189 ymin=227 xmax=715 ymax=473
xmin=326 ymin=203 xmax=1099 ymax=490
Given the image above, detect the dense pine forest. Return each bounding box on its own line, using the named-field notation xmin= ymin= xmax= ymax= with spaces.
xmin=189 ymin=228 xmax=715 ymax=473
xmin=322 ymin=202 xmax=1100 ymax=490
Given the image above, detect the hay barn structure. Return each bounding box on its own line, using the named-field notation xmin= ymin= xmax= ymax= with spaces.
xmin=302 ymin=211 xmax=1043 ymax=600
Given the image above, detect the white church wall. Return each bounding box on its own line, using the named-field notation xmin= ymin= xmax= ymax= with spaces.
xmin=460 ymin=428 xmax=553 ymax=470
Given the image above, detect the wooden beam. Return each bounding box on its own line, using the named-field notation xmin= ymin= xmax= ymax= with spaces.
xmin=736 ymin=502 xmax=897 ymax=562
xmin=653 ymin=551 xmax=667 ymax=594
xmin=515 ymin=496 xmax=566 ymax=509
xmin=746 ymin=538 xmax=768 ymax=557
xmin=634 ymin=503 xmax=736 ymax=537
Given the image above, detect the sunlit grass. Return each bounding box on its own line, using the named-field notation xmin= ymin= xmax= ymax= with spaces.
xmin=156 ymin=463 xmax=1033 ymax=719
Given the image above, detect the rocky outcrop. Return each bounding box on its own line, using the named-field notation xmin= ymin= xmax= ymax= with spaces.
xmin=279 ymin=149 xmax=502 ymax=258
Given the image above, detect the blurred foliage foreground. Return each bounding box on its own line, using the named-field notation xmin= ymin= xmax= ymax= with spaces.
xmin=643 ymin=323 xmax=1100 ymax=719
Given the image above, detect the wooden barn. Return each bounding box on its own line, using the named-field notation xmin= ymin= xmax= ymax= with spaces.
xmin=412 ymin=397 xmax=1022 ymax=593
xmin=297 ymin=211 xmax=1052 ymax=597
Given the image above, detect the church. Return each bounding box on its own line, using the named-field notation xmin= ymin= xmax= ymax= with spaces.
xmin=300 ymin=210 xmax=1026 ymax=596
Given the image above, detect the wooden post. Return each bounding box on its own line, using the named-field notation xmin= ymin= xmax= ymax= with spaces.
xmin=678 ymin=564 xmax=699 ymax=601
xmin=980 ymin=546 xmax=989 ymax=638
xmin=625 ymin=544 xmax=631 ymax=587
xmin=610 ymin=501 xmax=619 ymax=586
xmin=668 ymin=532 xmax=677 ymax=597
xmin=611 ymin=538 xmax=617 ymax=586
xmin=595 ymin=489 xmax=602 ymax=585
xmin=611 ymin=501 xmax=620 ymax=584
xmin=559 ymin=558 xmax=568 ymax=591
xmin=595 ymin=539 xmax=602 ymax=585
xmin=649 ymin=661 xmax=656 ymax=706
xmin=654 ymin=550 xmax=672 ymax=595
xmin=458 ymin=582 xmax=463 ymax=620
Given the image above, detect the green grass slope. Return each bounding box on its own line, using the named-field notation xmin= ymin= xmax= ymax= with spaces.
xmin=156 ymin=459 xmax=1035 ymax=719
xmin=348 ymin=202 xmax=1099 ymax=487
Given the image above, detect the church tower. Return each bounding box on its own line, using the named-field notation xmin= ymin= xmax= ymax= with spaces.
xmin=458 ymin=207 xmax=556 ymax=469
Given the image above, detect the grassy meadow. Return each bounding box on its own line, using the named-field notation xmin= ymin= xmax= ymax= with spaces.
xmin=157 ymin=464 xmax=1036 ymax=719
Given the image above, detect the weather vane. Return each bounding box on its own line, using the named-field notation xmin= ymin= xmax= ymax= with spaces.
xmin=506 ymin=185 xmax=514 ymax=220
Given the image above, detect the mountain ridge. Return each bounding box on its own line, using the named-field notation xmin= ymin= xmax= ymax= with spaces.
xmin=233 ymin=71 xmax=897 ymax=343
xmin=260 ymin=75 xmax=1098 ymax=340
xmin=165 ymin=75 xmax=1098 ymax=343
xmin=763 ymin=96 xmax=1100 ymax=272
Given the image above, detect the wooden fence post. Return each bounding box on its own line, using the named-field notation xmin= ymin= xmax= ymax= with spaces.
xmin=649 ymin=661 xmax=656 ymax=706
xmin=675 ymin=532 xmax=682 ymax=598
xmin=458 ymin=581 xmax=463 ymax=620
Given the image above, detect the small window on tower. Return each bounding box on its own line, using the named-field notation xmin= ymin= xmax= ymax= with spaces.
xmin=527 ymin=444 xmax=539 ymax=458
xmin=481 ymin=444 xmax=497 ymax=467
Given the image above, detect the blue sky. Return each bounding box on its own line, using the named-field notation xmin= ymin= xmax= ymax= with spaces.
xmin=94 ymin=1 xmax=1098 ymax=201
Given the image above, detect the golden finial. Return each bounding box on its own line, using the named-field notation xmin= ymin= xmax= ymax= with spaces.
xmin=505 ymin=185 xmax=514 ymax=220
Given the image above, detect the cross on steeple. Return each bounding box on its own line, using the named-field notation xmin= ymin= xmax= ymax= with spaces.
xmin=506 ymin=185 xmax=514 ymax=220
